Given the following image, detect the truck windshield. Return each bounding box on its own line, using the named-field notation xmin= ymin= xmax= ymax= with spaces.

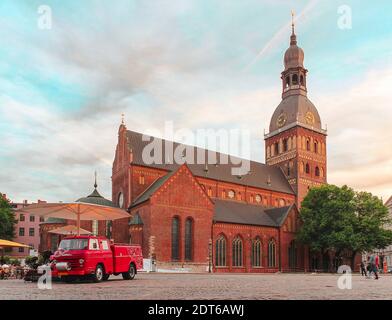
xmin=59 ymin=239 xmax=88 ymax=250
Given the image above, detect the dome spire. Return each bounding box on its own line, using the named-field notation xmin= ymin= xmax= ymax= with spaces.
xmin=290 ymin=10 xmax=297 ymax=46
xmin=94 ymin=170 xmax=98 ymax=189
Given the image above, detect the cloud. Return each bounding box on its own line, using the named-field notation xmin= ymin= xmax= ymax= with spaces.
xmin=1 ymin=0 xmax=391 ymax=205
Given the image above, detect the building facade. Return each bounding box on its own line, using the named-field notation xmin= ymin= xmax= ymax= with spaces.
xmin=111 ymin=26 xmax=327 ymax=272
xmin=10 ymin=199 xmax=46 ymax=257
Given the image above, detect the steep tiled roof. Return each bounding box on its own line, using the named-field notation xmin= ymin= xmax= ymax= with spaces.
xmin=213 ymin=199 xmax=293 ymax=227
xmin=131 ymin=171 xmax=176 ymax=207
xmin=126 ymin=130 xmax=294 ymax=195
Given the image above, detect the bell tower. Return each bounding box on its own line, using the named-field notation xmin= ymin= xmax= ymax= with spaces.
xmin=264 ymin=14 xmax=327 ymax=208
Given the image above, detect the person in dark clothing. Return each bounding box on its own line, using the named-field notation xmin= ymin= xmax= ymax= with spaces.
xmin=360 ymin=261 xmax=367 ymax=276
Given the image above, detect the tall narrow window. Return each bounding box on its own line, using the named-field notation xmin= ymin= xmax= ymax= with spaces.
xmin=92 ymin=220 xmax=98 ymax=236
xmin=305 ymin=163 xmax=310 ymax=174
xmin=252 ymin=238 xmax=262 ymax=267
xmin=232 ymin=237 xmax=243 ymax=267
xmin=215 ymin=235 xmax=227 ymax=266
xmin=288 ymin=241 xmax=297 ymax=269
xmin=283 ymin=139 xmax=288 ymax=152
xmin=274 ymin=142 xmax=279 ymax=155
xmin=185 ymin=218 xmax=193 ymax=261
xmin=315 ymin=166 xmax=320 ymax=177
xmin=292 ymin=74 xmax=298 ymax=85
xmin=171 ymin=217 xmax=180 ymax=261
xmin=306 ymin=139 xmax=310 ymax=151
xmin=285 ymin=76 xmax=290 ymax=88
xmin=268 ymin=239 xmax=276 ymax=267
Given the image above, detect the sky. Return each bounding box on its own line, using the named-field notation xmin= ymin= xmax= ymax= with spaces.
xmin=0 ymin=0 xmax=392 ymax=203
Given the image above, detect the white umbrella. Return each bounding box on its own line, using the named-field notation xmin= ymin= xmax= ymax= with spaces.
xmin=48 ymin=225 xmax=92 ymax=236
xmin=16 ymin=202 xmax=130 ymax=236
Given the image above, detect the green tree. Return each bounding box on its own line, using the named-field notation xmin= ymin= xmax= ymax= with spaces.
xmin=0 ymin=193 xmax=16 ymax=240
xmin=349 ymin=191 xmax=392 ymax=266
xmin=297 ymin=185 xmax=392 ymax=271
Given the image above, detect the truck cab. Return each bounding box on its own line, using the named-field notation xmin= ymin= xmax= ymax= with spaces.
xmin=51 ymin=235 xmax=143 ymax=283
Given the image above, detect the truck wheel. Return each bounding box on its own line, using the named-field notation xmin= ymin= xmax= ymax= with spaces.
xmin=92 ymin=265 xmax=104 ymax=283
xmin=122 ymin=263 xmax=136 ymax=280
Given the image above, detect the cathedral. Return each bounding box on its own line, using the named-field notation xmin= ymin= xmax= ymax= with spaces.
xmin=111 ymin=24 xmax=327 ymax=273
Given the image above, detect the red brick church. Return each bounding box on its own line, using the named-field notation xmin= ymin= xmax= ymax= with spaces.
xmin=111 ymin=25 xmax=328 ymax=273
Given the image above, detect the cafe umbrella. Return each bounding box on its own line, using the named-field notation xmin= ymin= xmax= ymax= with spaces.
xmin=48 ymin=225 xmax=92 ymax=236
xmin=0 ymin=239 xmax=31 ymax=263
xmin=15 ymin=178 xmax=130 ymax=236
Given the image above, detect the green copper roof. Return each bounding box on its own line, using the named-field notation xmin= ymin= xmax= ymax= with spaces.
xmin=76 ymin=175 xmax=118 ymax=208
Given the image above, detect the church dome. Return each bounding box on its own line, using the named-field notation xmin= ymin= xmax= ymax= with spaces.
xmin=76 ymin=174 xmax=117 ymax=208
xmin=269 ymin=95 xmax=322 ymax=133
xmin=284 ymin=34 xmax=304 ymax=69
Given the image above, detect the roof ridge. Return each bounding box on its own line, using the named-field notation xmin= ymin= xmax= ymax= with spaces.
xmin=131 ymin=173 xmax=171 ymax=206
xmin=125 ymin=130 xmax=295 ymax=195
xmin=126 ymin=129 xmax=267 ymax=167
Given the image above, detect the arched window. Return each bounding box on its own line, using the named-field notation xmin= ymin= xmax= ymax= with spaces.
xmin=268 ymin=239 xmax=276 ymax=267
xmin=285 ymin=76 xmax=290 ymax=88
xmin=300 ymin=75 xmax=304 ymax=85
xmin=139 ymin=175 xmax=145 ymax=185
xmin=252 ymin=238 xmax=262 ymax=267
xmin=232 ymin=237 xmax=243 ymax=267
xmin=315 ymin=166 xmax=320 ymax=177
xmin=306 ymin=139 xmax=311 ymax=151
xmin=215 ymin=235 xmax=227 ymax=267
xmin=274 ymin=142 xmax=279 ymax=155
xmin=288 ymin=137 xmax=292 ymax=150
xmin=171 ymin=217 xmax=180 ymax=261
xmin=305 ymin=163 xmax=310 ymax=174
xmin=288 ymin=240 xmax=297 ymax=269
xmin=314 ymin=141 xmax=318 ymax=153
xmin=283 ymin=139 xmax=288 ymax=152
xmin=185 ymin=218 xmax=193 ymax=261
xmin=292 ymin=74 xmax=298 ymax=85
xmin=227 ymin=190 xmax=235 ymax=199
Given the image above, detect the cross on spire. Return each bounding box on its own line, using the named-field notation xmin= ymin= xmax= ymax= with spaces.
xmin=290 ymin=10 xmax=297 ymax=46
xmin=121 ymin=113 xmax=125 ymax=125
xmin=291 ymin=10 xmax=295 ymax=35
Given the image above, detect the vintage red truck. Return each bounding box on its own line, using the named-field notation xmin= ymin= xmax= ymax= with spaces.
xmin=50 ymin=235 xmax=143 ymax=282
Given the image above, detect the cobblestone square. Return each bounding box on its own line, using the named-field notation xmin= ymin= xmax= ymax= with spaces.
xmin=1 ymin=273 xmax=392 ymax=300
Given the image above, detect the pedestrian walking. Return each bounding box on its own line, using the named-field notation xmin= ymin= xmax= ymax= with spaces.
xmin=360 ymin=260 xmax=367 ymax=277
xmin=374 ymin=254 xmax=379 ymax=280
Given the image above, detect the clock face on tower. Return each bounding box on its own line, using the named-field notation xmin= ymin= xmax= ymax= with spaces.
xmin=276 ymin=113 xmax=287 ymax=128
xmin=305 ymin=111 xmax=315 ymax=125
